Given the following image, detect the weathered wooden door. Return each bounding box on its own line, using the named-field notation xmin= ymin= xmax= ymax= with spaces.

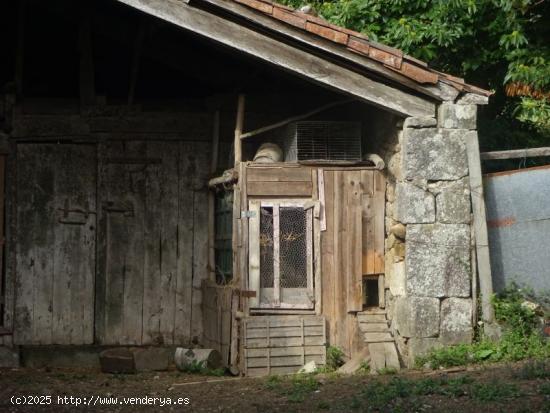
xmin=96 ymin=141 xmax=209 ymax=345
xmin=14 ymin=144 xmax=96 ymax=345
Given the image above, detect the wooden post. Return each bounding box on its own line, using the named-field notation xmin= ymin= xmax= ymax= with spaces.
xmin=78 ymin=1 xmax=95 ymax=107
xmin=234 ymin=94 xmax=245 ymax=166
xmin=208 ymin=111 xmax=220 ymax=282
xmin=465 ymin=131 xmax=495 ymax=323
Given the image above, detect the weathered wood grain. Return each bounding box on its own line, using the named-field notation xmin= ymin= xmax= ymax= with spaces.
xmin=247 ymin=181 xmax=312 ymax=197
xmin=247 ymin=167 xmax=312 ymax=183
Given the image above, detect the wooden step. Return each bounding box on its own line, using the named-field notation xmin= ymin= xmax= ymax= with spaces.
xmin=363 ymin=332 xmax=394 ymax=343
xmin=358 ymin=322 xmax=390 ymax=333
xmin=358 ymin=308 xmax=386 ymax=315
xmin=368 ymin=342 xmax=400 ymax=372
xmin=358 ymin=313 xmax=386 ymax=323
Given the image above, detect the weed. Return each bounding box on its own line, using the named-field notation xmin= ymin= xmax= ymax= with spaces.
xmin=317 ymin=400 xmax=330 ymax=410
xmin=326 ymin=346 xmax=345 ymax=371
xmin=264 ymin=374 xmax=282 ymax=391
xmin=513 ymin=359 xmax=550 ymax=379
xmin=538 ymin=382 xmax=550 ymax=395
xmin=417 ymin=285 xmax=550 ymax=369
xmin=287 ymin=374 xmax=320 ymax=402
xmin=179 ymin=360 xmax=225 ymax=376
xmin=358 ymin=360 xmax=370 ymax=374
xmin=470 ymin=381 xmax=522 ymax=402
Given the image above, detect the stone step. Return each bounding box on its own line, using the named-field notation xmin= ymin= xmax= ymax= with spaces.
xmin=358 ymin=314 xmax=387 ymax=323
xmin=358 ymin=322 xmax=390 ymax=333
xmin=363 ymin=332 xmax=394 ymax=343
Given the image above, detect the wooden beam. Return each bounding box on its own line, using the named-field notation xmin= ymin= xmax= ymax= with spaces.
xmin=465 ymin=131 xmax=495 ymax=323
xmin=114 ymin=0 xmax=436 ymax=117
xmin=481 ymin=147 xmax=550 ymax=160
xmin=234 ymin=94 xmax=245 ymax=166
xmin=240 ymin=99 xmax=354 ymax=139
xmin=196 ymin=0 xmax=458 ymax=102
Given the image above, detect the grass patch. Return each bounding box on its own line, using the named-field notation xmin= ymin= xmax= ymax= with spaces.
xmin=417 ymin=285 xmax=550 ymax=369
xmin=264 ymin=373 xmax=321 ymax=403
xmin=513 ymin=359 xmax=550 ymax=379
xmin=469 ymin=381 xmax=522 ymax=401
xmin=178 ymin=360 xmax=225 ymax=376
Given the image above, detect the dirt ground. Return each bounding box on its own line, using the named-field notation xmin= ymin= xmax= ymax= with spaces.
xmin=0 ymin=361 xmax=548 ymax=412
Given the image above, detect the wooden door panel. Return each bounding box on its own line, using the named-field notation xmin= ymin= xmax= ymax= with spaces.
xmin=15 ymin=144 xmax=96 ymax=345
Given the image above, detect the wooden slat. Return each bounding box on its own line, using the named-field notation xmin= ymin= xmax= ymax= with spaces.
xmin=245 ymin=335 xmax=325 ymax=349
xmin=246 ymin=346 xmax=325 ymax=358
xmin=313 ymin=202 xmax=322 ymax=315
xmin=306 ymin=208 xmax=314 ymax=307
xmin=333 ymin=171 xmax=348 ymax=353
xmin=363 ymin=332 xmax=394 ymax=343
xmin=358 ymin=313 xmax=387 ymax=323
xmin=174 ymin=142 xmax=194 ymax=344
xmin=246 ymin=354 xmax=325 ymax=368
xmin=247 ymin=181 xmax=312 ymax=196
xmin=346 ymin=171 xmax=363 ymax=312
xmin=246 ymin=316 xmax=324 ymax=329
xmin=361 ymin=170 xmax=375 ymax=274
xmin=273 ymin=203 xmax=280 ymax=307
xmin=246 ymin=325 xmax=324 ymax=339
xmin=248 ymin=201 xmax=261 ymax=308
xmin=321 ymin=171 xmax=335 ymax=348
xmin=373 ymin=172 xmax=386 ymax=274
xmin=247 ymin=167 xmax=312 ymax=182
xmin=191 ymin=141 xmax=211 ymax=341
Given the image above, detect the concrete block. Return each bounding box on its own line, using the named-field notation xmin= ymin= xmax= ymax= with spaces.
xmin=394 ymin=296 xmax=440 ymax=338
xmin=440 ymin=298 xmax=473 ymax=345
xmin=404 ymin=117 xmax=437 ymax=128
xmin=435 ymin=179 xmax=471 ymax=224
xmin=99 ymin=348 xmax=135 ymax=374
xmin=402 ymin=128 xmax=469 ymax=180
xmin=408 ymin=338 xmax=442 ymax=367
xmin=395 ymin=182 xmax=435 ymax=224
xmin=389 ymin=261 xmax=406 ymax=296
xmin=438 ymin=102 xmax=477 ymax=129
xmin=406 ymin=224 xmax=470 ymax=297
xmin=131 ymin=347 xmax=172 ymax=371
xmin=456 ymin=93 xmax=489 ymax=105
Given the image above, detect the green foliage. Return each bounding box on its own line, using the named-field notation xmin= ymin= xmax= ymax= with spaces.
xmin=179 ymin=360 xmax=225 ymax=376
xmin=326 ymin=346 xmax=345 ymax=371
xmin=280 ymin=0 xmax=550 ymax=146
xmin=513 ymin=359 xmax=550 ymax=380
xmin=264 ymin=373 xmax=321 ymax=403
xmin=417 ymin=285 xmax=550 ymax=369
xmin=377 ymin=367 xmax=398 ymax=375
xmin=470 ymin=381 xmax=522 ymax=401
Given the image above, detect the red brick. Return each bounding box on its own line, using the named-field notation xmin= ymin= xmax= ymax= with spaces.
xmin=273 ymin=7 xmax=306 ymax=29
xmin=305 ymin=22 xmax=348 ymax=45
xmin=396 ymin=62 xmax=439 ymax=84
xmin=347 ymin=36 xmax=370 ymax=56
xmin=368 ymin=46 xmax=402 ymax=69
xmin=234 ymin=0 xmax=273 ymax=14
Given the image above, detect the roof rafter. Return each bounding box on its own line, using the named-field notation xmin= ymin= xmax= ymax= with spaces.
xmin=115 ymin=0 xmax=436 ymax=117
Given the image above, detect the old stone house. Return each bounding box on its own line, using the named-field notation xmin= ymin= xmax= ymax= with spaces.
xmin=0 ymin=0 xmax=494 ymax=374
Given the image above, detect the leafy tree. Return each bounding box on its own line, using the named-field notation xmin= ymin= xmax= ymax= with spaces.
xmin=282 ymin=0 xmax=550 ymax=151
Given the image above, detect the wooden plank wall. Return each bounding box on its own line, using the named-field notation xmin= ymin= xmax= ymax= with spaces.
xmin=13 ymin=140 xmax=209 ymax=346
xmin=96 ymin=140 xmax=210 ymax=346
xmin=201 ymin=281 xmax=233 ymax=366
xmin=242 ymin=164 xmax=385 ymax=360
xmin=321 ymin=169 xmax=385 ymax=359
xmin=14 ymin=144 xmax=96 ymax=345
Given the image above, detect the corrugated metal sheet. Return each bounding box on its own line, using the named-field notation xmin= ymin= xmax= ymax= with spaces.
xmin=484 ymin=165 xmax=550 ymax=292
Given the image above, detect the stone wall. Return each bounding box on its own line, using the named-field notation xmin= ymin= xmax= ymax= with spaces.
xmin=384 ymin=95 xmax=485 ymax=367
